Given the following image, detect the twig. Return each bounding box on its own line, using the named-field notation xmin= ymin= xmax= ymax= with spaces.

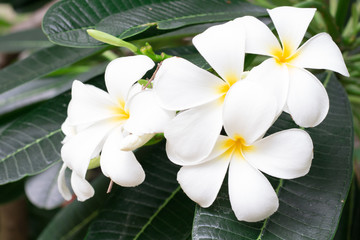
xmin=107 ymin=180 xmax=114 ymax=193
xmin=142 ymin=61 xmax=162 ymax=90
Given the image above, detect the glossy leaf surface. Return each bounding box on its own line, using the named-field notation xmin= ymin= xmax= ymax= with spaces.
xmin=42 ymin=0 xmax=266 ymax=47
xmin=192 ymin=73 xmax=353 ymax=240
xmin=86 ymin=142 xmax=195 ymax=240
xmin=0 ymin=45 xmax=101 ymax=94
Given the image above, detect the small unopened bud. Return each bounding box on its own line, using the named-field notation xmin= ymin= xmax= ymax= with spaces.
xmin=87 ymin=29 xmax=139 ymax=53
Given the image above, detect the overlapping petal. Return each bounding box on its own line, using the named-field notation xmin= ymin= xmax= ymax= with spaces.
xmin=67 ymin=80 xmax=117 ymax=126
xmin=234 ymin=16 xmax=280 ymax=56
xmin=193 ymin=20 xmax=245 ymax=82
xmin=70 ymin=172 xmax=94 ymax=202
xmin=290 ymin=33 xmax=350 ymax=76
xmin=124 ymin=90 xmax=175 ymax=135
xmin=61 ymin=120 xmax=116 ymax=178
xmin=244 ymin=129 xmax=313 ymax=179
xmin=246 ymin=58 xmax=289 ymax=115
xmin=177 ymin=154 xmax=230 ymax=208
xmin=268 ymin=7 xmax=316 ymax=54
xmin=153 ymin=57 xmax=225 ymax=111
xmin=100 ymin=126 xmax=145 ymax=187
xmin=57 ymin=164 xmax=72 ymax=201
xmin=105 ymin=55 xmax=154 ymax=100
xmin=223 ymin=80 xmax=277 ymax=144
xmin=165 ymin=100 xmax=223 ymax=165
xmin=286 ymin=67 xmax=329 ymax=127
xmin=119 ymin=133 xmax=155 ymax=151
xmin=228 ymin=157 xmax=278 ymax=222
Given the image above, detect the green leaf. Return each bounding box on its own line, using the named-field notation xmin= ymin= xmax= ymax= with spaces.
xmin=42 ymin=0 xmax=266 ymax=47
xmin=0 ymin=63 xmax=106 ymax=116
xmin=0 ymin=45 xmax=101 ymax=94
xmin=25 ymin=162 xmax=65 ymax=210
xmin=85 ymin=142 xmax=195 ymax=240
xmin=0 ymin=74 xmax=104 ymax=185
xmin=38 ymin=175 xmax=109 ymax=240
xmin=0 ymin=28 xmax=53 ymax=53
xmin=192 ymin=73 xmax=353 ymax=239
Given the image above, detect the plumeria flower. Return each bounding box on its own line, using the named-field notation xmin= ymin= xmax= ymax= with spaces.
xmin=57 ymin=55 xmax=174 ymax=201
xmin=235 ymin=6 xmax=349 ymax=127
xmin=177 ymin=80 xmax=313 ymax=222
xmin=154 ymin=19 xmax=248 ymax=164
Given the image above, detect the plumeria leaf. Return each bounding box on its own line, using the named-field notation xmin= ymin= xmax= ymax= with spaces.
xmin=0 ymin=46 xmax=204 ymax=185
xmin=25 ymin=162 xmax=66 ymax=210
xmin=38 ymin=175 xmax=109 ymax=240
xmin=0 ymin=28 xmax=53 ymax=53
xmin=85 ymin=142 xmax=195 ymax=240
xmin=0 ymin=45 xmax=101 ymax=95
xmin=0 ymin=75 xmax=105 ymax=185
xmin=192 ymin=73 xmax=353 ymax=239
xmin=42 ymin=0 xmax=266 ymax=47
xmin=0 ymin=63 xmax=106 ymax=116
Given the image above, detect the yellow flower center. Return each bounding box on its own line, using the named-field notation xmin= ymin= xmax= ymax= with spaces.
xmin=216 ymin=72 xmax=246 ymax=104
xmin=110 ymin=98 xmax=130 ymax=123
xmin=271 ymin=41 xmax=299 ymax=64
xmin=222 ymin=135 xmax=254 ymax=159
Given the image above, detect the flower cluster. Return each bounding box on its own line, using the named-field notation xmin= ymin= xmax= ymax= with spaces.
xmin=58 ymin=7 xmax=348 ymax=221
xmin=57 ymin=55 xmax=174 ymax=201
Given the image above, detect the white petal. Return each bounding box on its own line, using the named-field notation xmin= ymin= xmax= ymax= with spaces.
xmin=268 ymin=7 xmax=316 ymax=54
xmin=153 ymin=57 xmax=225 ymax=111
xmin=71 ymin=172 xmax=94 ymax=201
xmin=287 ymin=67 xmax=329 ymax=127
xmin=290 ymin=33 xmax=349 ymax=76
xmin=228 ymin=157 xmax=278 ymax=222
xmin=57 ymin=163 xmax=72 ymax=201
xmin=124 ymin=90 xmax=175 ymax=135
xmin=165 ymin=100 xmax=223 ymax=165
xmin=61 ymin=118 xmax=76 ymax=137
xmin=177 ymin=154 xmax=230 ymax=207
xmin=193 ymin=20 xmax=245 ymax=82
xmin=223 ymin=80 xmax=277 ymax=144
xmin=244 ymin=129 xmax=313 ymax=179
xmin=67 ymin=80 xmax=117 ymax=126
xmin=61 ymin=118 xmax=77 ymax=144
xmin=234 ymin=16 xmax=280 ymax=56
xmin=61 ymin=120 xmax=116 ymax=178
xmin=119 ymin=133 xmax=155 ymax=151
xmin=105 ymin=55 xmax=154 ymax=100
xmin=246 ymin=58 xmax=289 ymax=115
xmin=100 ymin=127 xmax=145 ymax=187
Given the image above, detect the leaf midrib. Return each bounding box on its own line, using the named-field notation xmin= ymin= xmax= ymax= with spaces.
xmin=256 ymin=71 xmax=333 ymax=240
xmin=133 ymin=185 xmax=181 ymax=240
xmin=0 ymin=128 xmax=62 ymax=163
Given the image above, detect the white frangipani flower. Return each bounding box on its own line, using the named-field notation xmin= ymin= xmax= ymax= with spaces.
xmin=57 ymin=55 xmax=174 ymax=201
xmin=177 ymin=80 xmax=313 ymax=222
xmin=236 ymin=6 xmax=349 ymax=127
xmin=154 ymin=19 xmax=247 ymax=164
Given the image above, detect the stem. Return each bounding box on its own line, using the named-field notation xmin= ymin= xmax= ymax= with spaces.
xmin=107 ymin=180 xmax=114 ymax=193
xmin=142 ymin=61 xmax=162 ymax=90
